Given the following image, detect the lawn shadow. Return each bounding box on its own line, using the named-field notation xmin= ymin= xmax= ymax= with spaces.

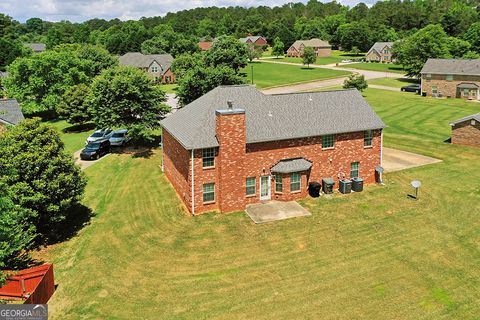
xmin=300 ymin=67 xmax=314 ymax=70
xmin=130 ymin=148 xmax=154 ymax=159
xmin=62 ymin=123 xmax=96 ymax=133
xmin=443 ymin=137 xmax=452 ymax=143
xmin=395 ymin=77 xmax=419 ymax=84
xmin=44 ymin=203 xmax=95 ymax=245
xmin=4 ymin=252 xmax=44 ymax=271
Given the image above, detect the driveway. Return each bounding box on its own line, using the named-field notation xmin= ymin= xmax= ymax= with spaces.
xmin=246 ymin=200 xmax=311 ymax=224
xmin=74 ymin=149 xmax=110 ymax=170
xmin=383 ymin=147 xmax=442 ymax=173
xmin=259 ymin=60 xmax=401 ymax=95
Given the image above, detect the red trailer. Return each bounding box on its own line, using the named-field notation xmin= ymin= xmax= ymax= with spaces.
xmin=0 ymin=264 xmax=55 ymax=304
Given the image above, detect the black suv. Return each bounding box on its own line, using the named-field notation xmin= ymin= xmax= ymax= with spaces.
xmin=80 ymin=139 xmax=111 ymax=160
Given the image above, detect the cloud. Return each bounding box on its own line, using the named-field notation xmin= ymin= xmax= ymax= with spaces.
xmin=0 ymin=0 xmax=376 ymax=22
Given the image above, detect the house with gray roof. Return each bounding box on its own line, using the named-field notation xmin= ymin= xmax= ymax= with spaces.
xmin=450 ymin=112 xmax=480 ymax=147
xmin=119 ymin=52 xmax=175 ymax=84
xmin=239 ymin=36 xmax=267 ymax=46
xmin=420 ymin=58 xmax=480 ymax=99
xmin=287 ymin=39 xmax=332 ymax=58
xmin=25 ymin=43 xmax=46 ymax=53
xmin=365 ymin=42 xmax=394 ymax=63
xmin=160 ymin=85 xmax=385 ymax=215
xmin=0 ymin=99 xmax=24 ymax=132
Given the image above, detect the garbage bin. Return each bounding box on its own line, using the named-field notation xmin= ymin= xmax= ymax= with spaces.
xmin=322 ymin=178 xmax=335 ymax=194
xmin=351 ymin=177 xmax=364 ymax=192
xmin=308 ymin=182 xmax=321 ymax=197
xmin=339 ymin=179 xmax=352 ymax=194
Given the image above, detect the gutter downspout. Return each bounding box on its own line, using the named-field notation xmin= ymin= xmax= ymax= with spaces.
xmin=161 ymin=137 xmax=164 ymax=172
xmin=191 ymin=149 xmax=195 ymax=216
xmin=380 ymin=129 xmax=384 ymax=167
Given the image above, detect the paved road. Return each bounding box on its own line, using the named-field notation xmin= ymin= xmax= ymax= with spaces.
xmin=259 ymin=60 xmax=402 ymax=94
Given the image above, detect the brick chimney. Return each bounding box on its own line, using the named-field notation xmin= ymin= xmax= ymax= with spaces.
xmin=215 ymin=100 xmax=246 ymax=213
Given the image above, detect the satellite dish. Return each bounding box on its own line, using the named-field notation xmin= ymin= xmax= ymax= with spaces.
xmin=375 ymin=166 xmax=384 ymax=173
xmin=411 ymin=180 xmax=421 ymax=188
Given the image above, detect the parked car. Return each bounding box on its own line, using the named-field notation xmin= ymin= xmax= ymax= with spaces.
xmin=86 ymin=128 xmax=113 ymax=144
xmin=109 ymin=129 xmax=130 ymax=147
xmin=80 ymin=139 xmax=111 ymax=160
xmin=401 ymin=84 xmax=421 ymax=93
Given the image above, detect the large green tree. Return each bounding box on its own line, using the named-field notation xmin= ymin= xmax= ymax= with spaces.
xmin=272 ymin=37 xmax=285 ymax=58
xmin=204 ymin=36 xmax=249 ymax=73
xmin=0 ymin=37 xmax=30 ymax=71
xmin=336 ymin=22 xmax=372 ymax=52
xmin=0 ymin=119 xmax=86 ymax=235
xmin=58 ymin=84 xmax=92 ymax=125
xmin=393 ymin=24 xmax=451 ymax=77
xmin=87 ymin=66 xmax=170 ymax=143
xmin=464 ymin=22 xmax=480 ymax=53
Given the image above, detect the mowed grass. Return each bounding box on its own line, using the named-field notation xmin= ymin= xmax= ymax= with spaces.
xmin=48 ymin=120 xmax=94 ymax=154
xmin=369 ymin=77 xmax=418 ymax=88
xmin=264 ymin=50 xmax=363 ymax=65
xmin=46 ymin=90 xmax=480 ymax=319
xmin=242 ymin=62 xmax=350 ymax=88
xmin=161 ymin=83 xmax=178 ymax=94
xmin=340 ymin=62 xmax=406 ymax=74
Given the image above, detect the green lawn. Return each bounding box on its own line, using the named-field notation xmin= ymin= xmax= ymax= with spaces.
xmin=242 ymin=62 xmax=350 ymax=88
xmin=48 ymin=120 xmax=94 ymax=154
xmin=161 ymin=83 xmax=178 ymax=94
xmin=341 ymin=62 xmax=406 ymax=74
xmin=369 ymin=77 xmax=418 ymax=88
xmin=264 ymin=50 xmax=364 ymax=65
xmin=46 ymin=90 xmax=480 ymax=319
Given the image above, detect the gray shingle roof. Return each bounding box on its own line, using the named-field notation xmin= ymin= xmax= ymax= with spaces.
xmin=160 ymin=85 xmax=386 ymax=150
xmin=25 ymin=43 xmax=46 ymax=52
xmin=271 ymin=158 xmax=312 ymax=173
xmin=0 ymin=99 xmax=24 ymax=125
xmin=368 ymin=42 xmax=394 ymax=55
xmin=291 ymin=39 xmax=331 ymax=50
xmin=239 ymin=36 xmax=266 ymax=43
xmin=119 ymin=52 xmax=174 ymax=73
xmin=450 ymin=113 xmax=480 ymax=126
xmin=421 ymin=59 xmax=480 ymax=76
xmin=0 ymin=72 xmax=8 ymax=78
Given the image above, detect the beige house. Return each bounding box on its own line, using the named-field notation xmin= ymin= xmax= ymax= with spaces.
xmin=119 ymin=52 xmax=175 ymax=84
xmin=420 ymin=59 xmax=480 ymax=99
xmin=365 ymin=42 xmax=394 ymax=63
xmin=287 ymin=39 xmax=332 ymax=58
xmin=450 ymin=113 xmax=480 ymax=147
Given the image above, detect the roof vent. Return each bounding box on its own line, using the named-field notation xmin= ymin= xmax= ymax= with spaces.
xmin=268 ymin=111 xmax=273 ymax=117
xmin=227 ymin=100 xmax=233 ymax=110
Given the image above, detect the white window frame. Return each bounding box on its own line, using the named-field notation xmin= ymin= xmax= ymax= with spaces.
xmin=202 ymin=183 xmax=215 ymax=203
xmin=350 ymin=162 xmax=360 ymax=179
xmin=364 ymin=130 xmax=373 ymax=147
xmin=275 ymin=174 xmax=283 ymax=193
xmin=151 ymin=66 xmax=159 ymax=73
xmin=446 ymin=74 xmax=453 ymax=81
xmin=322 ymin=134 xmax=335 ymax=149
xmin=246 ymin=177 xmax=256 ymax=196
xmin=290 ymin=173 xmax=301 ymax=192
xmin=202 ymin=148 xmax=215 ymax=169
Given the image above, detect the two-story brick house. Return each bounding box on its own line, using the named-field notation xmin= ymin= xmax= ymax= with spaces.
xmin=239 ymin=36 xmax=268 ymax=46
xmin=421 ymin=59 xmax=480 ymax=99
xmin=119 ymin=52 xmax=175 ymax=84
xmin=287 ymin=39 xmax=332 ymax=58
xmin=365 ymin=42 xmax=394 ymax=63
xmin=160 ymin=85 xmax=385 ymax=215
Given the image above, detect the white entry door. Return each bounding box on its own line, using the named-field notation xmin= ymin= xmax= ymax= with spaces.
xmin=260 ymin=176 xmax=271 ymax=201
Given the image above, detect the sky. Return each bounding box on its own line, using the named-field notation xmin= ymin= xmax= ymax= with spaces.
xmin=0 ymin=0 xmax=377 ymax=22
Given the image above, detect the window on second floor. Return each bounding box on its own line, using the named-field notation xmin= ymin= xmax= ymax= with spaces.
xmin=151 ymin=66 xmax=159 ymax=73
xmin=364 ymin=130 xmax=373 ymax=147
xmin=202 ymin=148 xmax=215 ymax=168
xmin=446 ymin=74 xmax=453 ymax=81
xmin=426 ymin=74 xmax=432 ymax=80
xmin=322 ymin=134 xmax=334 ymax=149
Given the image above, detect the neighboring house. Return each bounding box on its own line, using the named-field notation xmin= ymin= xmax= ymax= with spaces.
xmin=119 ymin=52 xmax=175 ymax=84
xmin=0 ymin=98 xmax=25 ymax=133
xmin=287 ymin=39 xmax=332 ymax=58
xmin=450 ymin=113 xmax=480 ymax=147
xmin=25 ymin=43 xmax=46 ymax=53
xmin=420 ymin=59 xmax=480 ymax=99
xmin=365 ymin=42 xmax=394 ymax=63
xmin=239 ymin=36 xmax=268 ymax=46
xmin=160 ymin=85 xmax=385 ymax=215
xmin=198 ymin=41 xmax=213 ymax=51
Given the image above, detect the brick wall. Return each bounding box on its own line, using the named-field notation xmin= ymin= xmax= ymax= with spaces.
xmin=287 ymin=47 xmax=331 ymax=57
xmin=451 ymin=120 xmax=480 ymax=147
xmin=162 ymin=68 xmax=175 ymax=84
xmin=163 ymin=130 xmax=192 ymax=210
xmin=163 ymin=125 xmax=383 ymax=215
xmin=421 ymin=75 xmax=480 ymax=98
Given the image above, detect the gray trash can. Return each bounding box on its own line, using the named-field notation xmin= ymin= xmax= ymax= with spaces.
xmin=351 ymin=177 xmax=364 ymax=192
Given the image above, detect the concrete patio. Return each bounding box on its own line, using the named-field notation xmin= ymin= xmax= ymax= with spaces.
xmin=245 ymin=201 xmax=311 ymax=224
xmin=383 ymin=147 xmax=442 ymax=173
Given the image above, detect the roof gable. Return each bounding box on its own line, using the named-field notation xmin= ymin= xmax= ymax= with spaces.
xmin=119 ymin=52 xmax=174 ymax=73
xmin=160 ymin=86 xmax=386 ymax=150
xmin=291 ymin=39 xmax=331 ymax=50
xmin=450 ymin=113 xmax=480 ymax=126
xmin=368 ymin=42 xmax=394 ymax=55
